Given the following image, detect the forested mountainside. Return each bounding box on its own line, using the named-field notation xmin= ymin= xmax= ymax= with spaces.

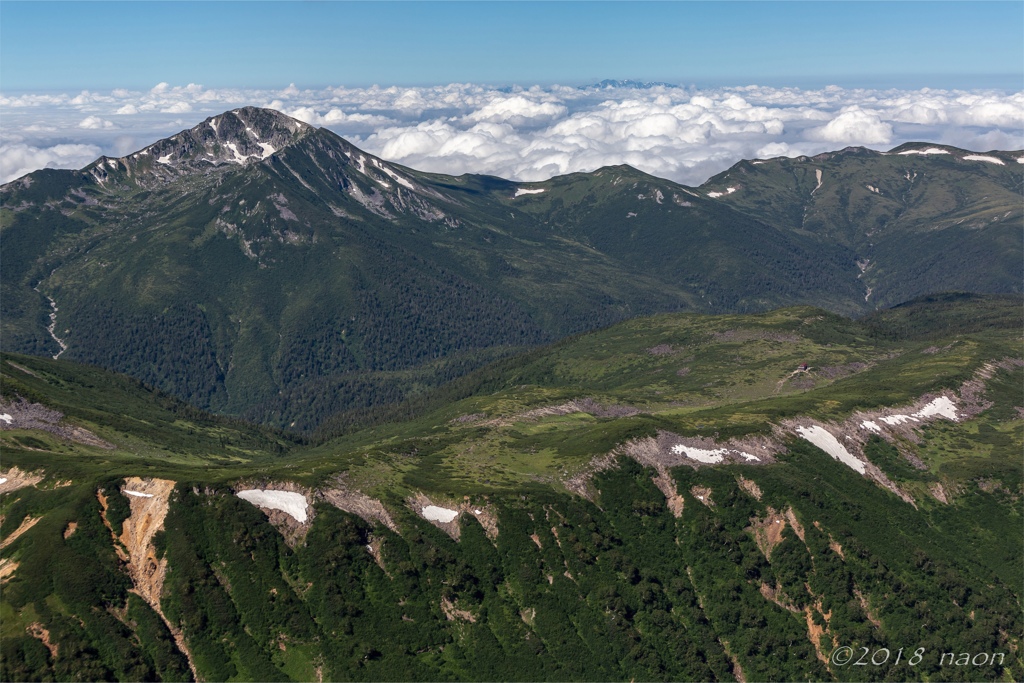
xmin=1 ymin=108 xmax=1020 ymax=432
xmin=1 ymin=295 xmax=1021 ymax=681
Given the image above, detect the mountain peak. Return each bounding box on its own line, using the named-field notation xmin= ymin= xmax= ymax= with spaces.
xmin=149 ymin=106 xmax=312 ymax=167
xmin=86 ymin=107 xmax=313 ymax=184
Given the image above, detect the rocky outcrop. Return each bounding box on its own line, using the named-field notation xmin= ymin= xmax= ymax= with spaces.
xmin=321 ymin=482 xmax=397 ymax=533
xmin=0 ymin=466 xmax=44 ymax=495
xmin=116 ymin=478 xmax=199 ymax=681
xmin=0 ymin=515 xmax=41 ymax=550
xmin=0 ymin=397 xmax=113 ymax=449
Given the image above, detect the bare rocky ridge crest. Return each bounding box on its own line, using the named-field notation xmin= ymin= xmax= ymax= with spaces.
xmin=563 ymin=359 xmax=1020 ymax=510
xmin=0 ymin=396 xmax=113 ymax=449
xmin=89 ymin=107 xmax=313 ymax=186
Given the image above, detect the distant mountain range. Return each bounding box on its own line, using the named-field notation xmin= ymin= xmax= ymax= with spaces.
xmin=580 ymin=79 xmax=681 ymax=89
xmin=2 ymin=107 xmax=1020 ymax=431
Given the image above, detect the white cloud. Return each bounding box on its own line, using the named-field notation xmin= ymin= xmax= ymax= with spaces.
xmin=1 ymin=82 xmax=1021 ymax=186
xmin=78 ymin=115 xmax=117 ymax=130
xmin=1 ymin=143 xmax=102 ymax=183
xmin=756 ymin=142 xmax=791 ymax=158
xmin=464 ymin=95 xmax=568 ymax=126
xmin=160 ymin=101 xmax=192 ymax=114
xmin=280 ymin=105 xmax=395 ymax=128
xmin=805 ymin=107 xmax=893 ymax=145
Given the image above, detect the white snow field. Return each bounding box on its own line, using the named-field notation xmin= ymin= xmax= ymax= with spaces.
xmin=963 ymin=155 xmax=1004 ymax=165
xmin=795 ymin=425 xmax=866 ymax=473
xmin=670 ymin=444 xmax=726 ymax=463
xmin=880 ymin=414 xmax=918 ymax=425
xmin=873 ymin=397 xmax=959 ymax=427
xmin=237 ymin=489 xmax=309 ymax=523
xmin=897 ymin=148 xmax=949 ymax=155
xmin=0 ymin=414 xmax=12 ymax=424
xmin=913 ymin=396 xmax=958 ymax=420
xmin=514 ymin=188 xmax=546 ymax=197
xmin=377 ymin=161 xmax=416 ymax=189
xmin=422 ymin=505 xmax=459 ymax=523
xmin=123 ymin=490 xmax=154 ymax=498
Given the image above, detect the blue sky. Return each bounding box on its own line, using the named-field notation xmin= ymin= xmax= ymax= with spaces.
xmin=1 ymin=1 xmax=1022 ymax=91
xmin=2 ymin=1 xmax=1022 ymax=184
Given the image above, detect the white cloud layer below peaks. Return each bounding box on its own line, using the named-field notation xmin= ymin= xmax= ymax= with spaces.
xmin=1 ymin=82 xmax=1022 ymax=184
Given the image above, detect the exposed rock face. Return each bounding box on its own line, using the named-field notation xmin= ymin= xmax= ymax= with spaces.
xmin=406 ymin=492 xmax=499 ymax=541
xmin=99 ymin=107 xmax=314 ymax=185
xmin=0 ymin=515 xmax=42 ymax=550
xmin=621 ymin=431 xmax=779 ymax=468
xmin=0 ymin=397 xmax=113 ymax=449
xmin=321 ymin=483 xmax=398 ymax=532
xmin=27 ymin=622 xmax=58 ymax=660
xmin=737 ymin=477 xmax=763 ymax=501
xmin=0 ymin=557 xmax=18 ymax=584
xmin=651 ymin=469 xmax=685 ymax=517
xmin=0 ymin=466 xmax=45 ymax=494
xmin=116 ymin=478 xmax=198 ymax=680
xmin=119 ymin=478 xmax=175 ymax=608
xmin=691 ymin=486 xmax=715 ymax=508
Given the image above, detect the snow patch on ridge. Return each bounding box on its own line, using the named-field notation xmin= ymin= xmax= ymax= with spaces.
xmin=880 ymin=414 xmax=918 ymax=425
xmin=421 ymin=505 xmax=458 ymax=523
xmin=811 ymin=169 xmax=823 ymax=195
xmin=224 ymin=142 xmax=248 ymax=164
xmin=963 ymin=154 xmax=1004 ymax=165
xmin=515 ymin=187 xmax=545 ymax=197
xmin=671 ymin=444 xmax=727 ymax=463
xmin=795 ymin=425 xmax=866 ymax=474
xmin=378 ymin=162 xmax=415 ymax=189
xmin=237 ymin=489 xmax=308 ymax=523
xmin=912 ymin=396 xmax=958 ymax=420
xmin=897 ymin=148 xmax=948 ymax=155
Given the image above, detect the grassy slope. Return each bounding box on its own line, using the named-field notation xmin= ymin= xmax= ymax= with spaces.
xmin=289 ymin=295 xmax=1021 ymax=496
xmin=1 ymin=297 xmax=1021 ymax=682
xmin=4 ymin=131 xmax=1020 ymax=436
xmin=0 ymin=353 xmax=295 ymax=482
xmin=701 ymin=146 xmax=1024 ymax=307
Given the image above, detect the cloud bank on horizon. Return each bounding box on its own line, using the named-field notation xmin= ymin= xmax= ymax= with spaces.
xmin=2 ymin=81 xmax=1022 ymax=185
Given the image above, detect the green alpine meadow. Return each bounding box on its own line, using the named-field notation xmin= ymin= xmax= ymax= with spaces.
xmin=1 ymin=292 xmax=1021 ymax=681
xmin=0 ymin=108 xmax=1021 ymax=682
